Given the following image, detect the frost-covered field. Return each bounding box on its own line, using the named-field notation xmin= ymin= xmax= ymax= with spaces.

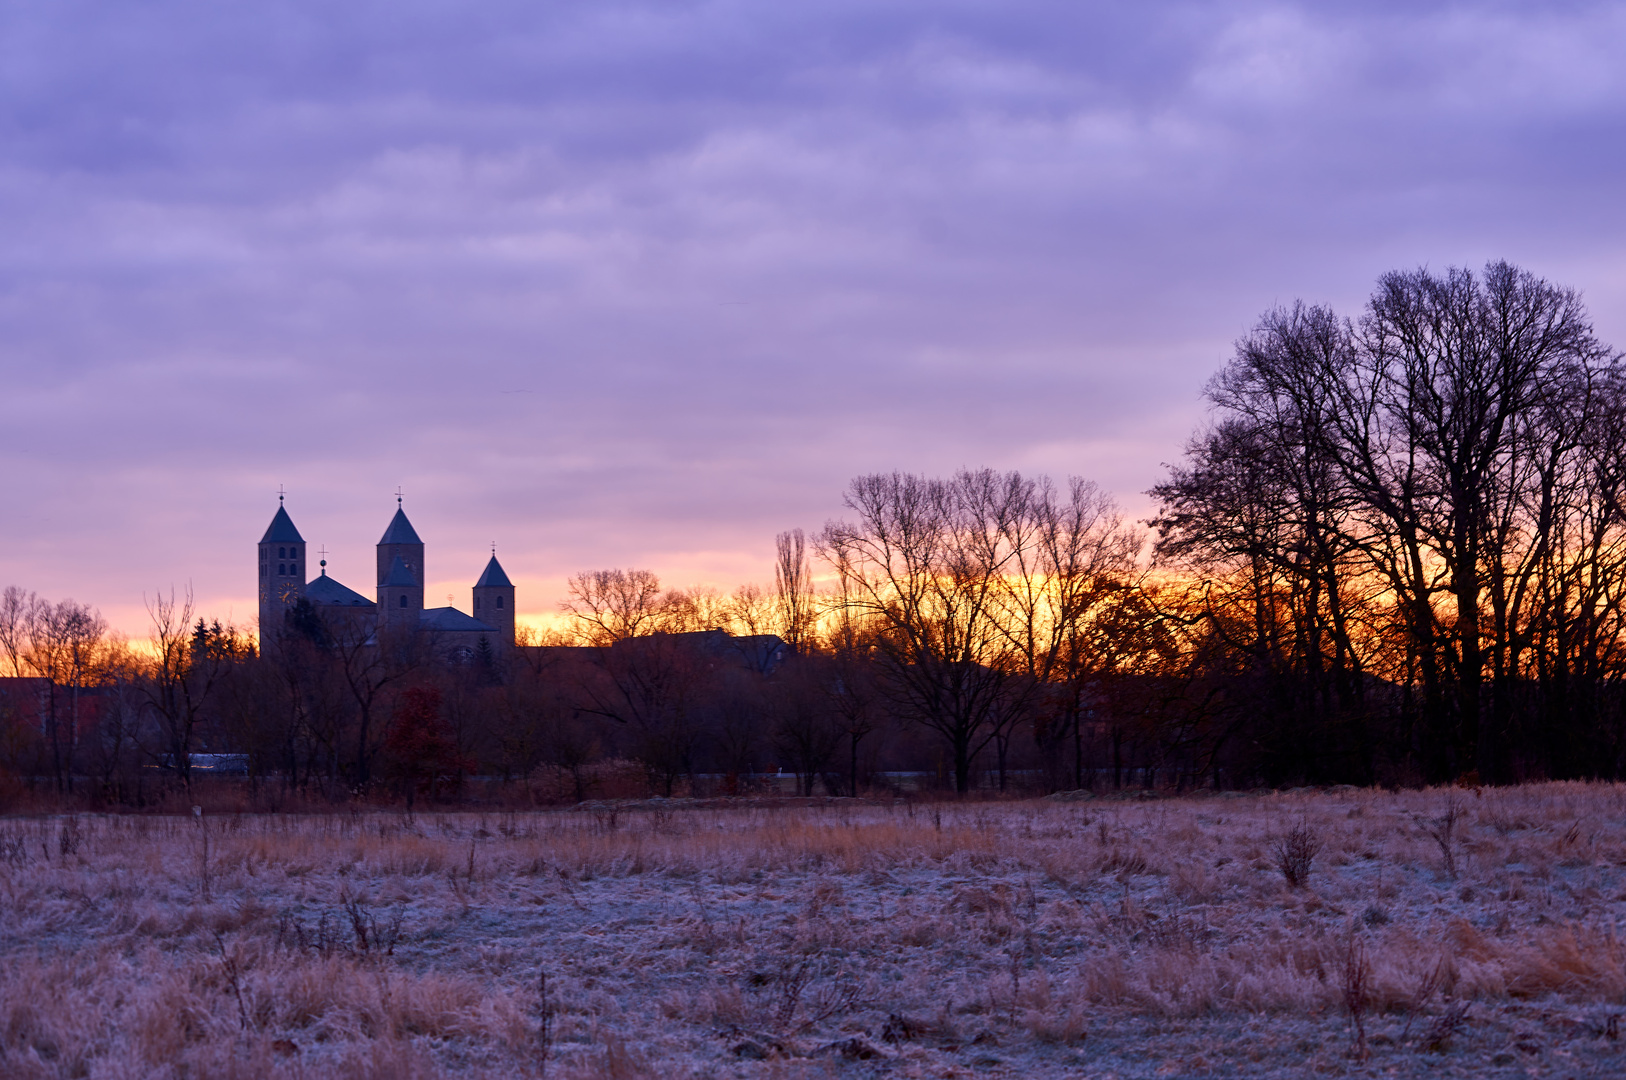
xmin=3 ymin=784 xmax=1626 ymax=1078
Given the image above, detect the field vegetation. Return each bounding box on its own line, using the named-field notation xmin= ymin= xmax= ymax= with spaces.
xmin=4 ymin=784 xmax=1625 ymax=1078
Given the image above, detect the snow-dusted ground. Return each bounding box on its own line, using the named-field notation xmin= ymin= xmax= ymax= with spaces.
xmin=2 ymin=784 xmax=1624 ymax=1077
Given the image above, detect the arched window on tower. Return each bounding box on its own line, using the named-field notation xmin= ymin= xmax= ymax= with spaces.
xmin=399 ymin=595 xmax=408 ymax=608
xmin=279 ymin=547 xmax=286 ymax=558
xmin=496 ymin=596 xmax=504 ymax=608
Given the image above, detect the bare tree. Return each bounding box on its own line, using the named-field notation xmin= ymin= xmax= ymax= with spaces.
xmin=562 ymin=569 xmax=666 ymax=645
xmin=711 ymin=669 xmax=765 ymax=792
xmin=1154 ymin=261 xmax=1626 ymax=785
xmin=819 ymin=470 xmax=1036 ymax=793
xmin=88 ymin=638 xmax=148 ymax=801
xmin=810 ymin=650 xmax=881 ymax=796
xmin=325 ymin=617 xmax=423 ymax=790
xmin=991 ymin=477 xmax=1147 ymax=788
xmin=1152 ymin=303 xmax=1382 ymax=785
xmin=724 ymin=582 xmax=776 ymax=636
xmin=22 ymin=596 xmax=108 ymax=792
xmin=1337 ymin=263 xmax=1614 ymax=780
xmin=776 ymin=529 xmax=816 ymax=649
xmin=0 ymin=586 xmax=34 ymax=678
xmin=659 ymin=585 xmax=731 ymax=634
xmin=141 ymin=589 xmax=243 ymax=790
xmin=768 ymin=672 xmax=843 ymax=796
xmin=569 ymin=633 xmax=710 ymax=795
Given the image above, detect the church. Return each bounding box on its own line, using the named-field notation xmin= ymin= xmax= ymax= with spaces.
xmin=257 ymin=496 xmax=516 ymax=653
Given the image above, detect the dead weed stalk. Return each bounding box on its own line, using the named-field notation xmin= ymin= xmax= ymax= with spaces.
xmin=1428 ymin=796 xmax=1462 ymax=880
xmin=1342 ymin=929 xmax=1370 ymax=1062
xmin=213 ymin=931 xmax=251 ymax=1032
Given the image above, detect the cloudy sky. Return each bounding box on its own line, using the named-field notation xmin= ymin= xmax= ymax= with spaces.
xmin=2 ymin=0 xmax=1624 ymax=637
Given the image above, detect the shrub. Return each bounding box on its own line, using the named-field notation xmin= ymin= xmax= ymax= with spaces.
xmin=1271 ymin=824 xmax=1322 ymax=888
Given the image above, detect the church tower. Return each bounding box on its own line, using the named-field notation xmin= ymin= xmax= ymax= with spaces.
xmin=377 ymin=496 xmax=424 ymax=629
xmin=472 ymin=553 xmax=516 ymax=646
xmin=258 ymin=497 xmax=307 ymax=643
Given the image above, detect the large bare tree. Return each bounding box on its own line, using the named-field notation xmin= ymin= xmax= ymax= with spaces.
xmin=820 ymin=470 xmax=1046 ymax=792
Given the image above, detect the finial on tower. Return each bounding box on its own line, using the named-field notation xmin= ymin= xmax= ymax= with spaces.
xmin=278 ymin=484 xmax=286 ymax=504
xmin=317 ymin=545 xmax=329 ymax=576
xmin=395 ymin=486 xmax=404 ymax=507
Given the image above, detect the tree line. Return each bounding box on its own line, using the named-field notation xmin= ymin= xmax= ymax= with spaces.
xmin=1152 ymin=261 xmax=1626 ymax=785
xmin=3 ymin=260 xmax=1622 ymax=803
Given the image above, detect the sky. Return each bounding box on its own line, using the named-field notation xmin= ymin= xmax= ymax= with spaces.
xmin=2 ymin=0 xmax=1625 ymax=638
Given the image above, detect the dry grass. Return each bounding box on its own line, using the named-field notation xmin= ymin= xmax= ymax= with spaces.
xmin=2 ymin=784 xmax=1626 ymax=1077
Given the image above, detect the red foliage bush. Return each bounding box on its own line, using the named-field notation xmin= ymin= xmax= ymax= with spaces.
xmin=383 ymin=686 xmax=473 ymax=802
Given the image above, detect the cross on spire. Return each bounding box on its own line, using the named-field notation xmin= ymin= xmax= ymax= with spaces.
xmin=277 ymin=484 xmax=286 ymax=504
xmin=394 ymin=486 xmax=404 ymax=506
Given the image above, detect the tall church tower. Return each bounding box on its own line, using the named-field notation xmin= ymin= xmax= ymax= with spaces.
xmin=377 ymin=496 xmax=424 ymax=629
xmin=472 ymin=553 xmax=516 ymax=646
xmin=258 ymin=497 xmax=307 ymax=643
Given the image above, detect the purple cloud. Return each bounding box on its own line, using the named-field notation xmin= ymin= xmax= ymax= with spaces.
xmin=1 ymin=1 xmax=1624 ymax=634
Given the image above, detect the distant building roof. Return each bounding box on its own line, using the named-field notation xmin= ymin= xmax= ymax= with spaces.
xmin=474 ymin=555 xmax=513 ymax=588
xmin=381 ymin=555 xmax=419 ymax=587
xmin=608 ymin=629 xmax=793 ymax=674
xmin=684 ymin=630 xmax=792 ymax=674
xmin=420 ymin=607 xmax=498 ymax=633
xmin=379 ymin=507 xmax=422 ymax=545
xmin=260 ymin=505 xmax=305 ymax=544
xmin=305 ymin=573 xmax=376 ymax=608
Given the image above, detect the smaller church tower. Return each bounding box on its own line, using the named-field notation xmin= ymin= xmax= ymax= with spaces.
xmin=472 ymin=553 xmax=516 ymax=647
xmin=258 ymin=496 xmax=306 ymax=644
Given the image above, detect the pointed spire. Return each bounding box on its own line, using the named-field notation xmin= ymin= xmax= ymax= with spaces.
xmin=379 ymin=507 xmax=422 ymax=545
xmin=260 ymin=504 xmax=304 ymax=543
xmin=475 ymin=555 xmax=513 ymax=588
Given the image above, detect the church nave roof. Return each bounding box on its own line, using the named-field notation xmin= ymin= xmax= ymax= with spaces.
xmin=305 ymin=574 xmax=376 ymax=608
xmin=420 ymin=607 xmax=499 ymax=633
